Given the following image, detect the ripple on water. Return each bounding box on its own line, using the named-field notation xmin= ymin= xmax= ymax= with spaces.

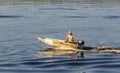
xmin=103 ymin=15 xmax=120 ymax=19
xmin=38 ymin=6 xmax=77 ymax=11
xmin=0 ymin=15 xmax=23 ymax=18
xmin=0 ymin=54 xmax=120 ymax=73
xmin=64 ymin=16 xmax=88 ymax=18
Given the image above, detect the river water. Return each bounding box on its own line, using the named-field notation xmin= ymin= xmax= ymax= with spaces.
xmin=0 ymin=0 xmax=120 ymax=73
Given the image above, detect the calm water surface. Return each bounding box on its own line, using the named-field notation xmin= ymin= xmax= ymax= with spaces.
xmin=0 ymin=1 xmax=120 ymax=73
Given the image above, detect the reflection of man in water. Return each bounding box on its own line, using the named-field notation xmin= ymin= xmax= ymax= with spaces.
xmin=67 ymin=51 xmax=84 ymax=59
xmin=65 ymin=31 xmax=76 ymax=43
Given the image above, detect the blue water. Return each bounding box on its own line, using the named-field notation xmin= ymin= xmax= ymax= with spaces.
xmin=0 ymin=3 xmax=120 ymax=73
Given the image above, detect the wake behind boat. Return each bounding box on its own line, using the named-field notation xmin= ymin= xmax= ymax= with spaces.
xmin=37 ymin=36 xmax=120 ymax=54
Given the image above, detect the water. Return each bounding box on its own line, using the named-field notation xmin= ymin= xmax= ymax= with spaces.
xmin=0 ymin=0 xmax=120 ymax=73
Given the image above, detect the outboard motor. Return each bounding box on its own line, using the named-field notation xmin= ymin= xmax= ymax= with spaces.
xmin=78 ymin=40 xmax=85 ymax=46
xmin=77 ymin=40 xmax=85 ymax=49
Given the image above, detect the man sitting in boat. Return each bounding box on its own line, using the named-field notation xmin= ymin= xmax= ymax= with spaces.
xmin=65 ymin=31 xmax=85 ymax=46
xmin=65 ymin=31 xmax=76 ymax=43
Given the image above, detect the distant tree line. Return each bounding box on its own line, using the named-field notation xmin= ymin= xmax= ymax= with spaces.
xmin=0 ymin=0 xmax=120 ymax=3
xmin=0 ymin=0 xmax=119 ymax=5
xmin=20 ymin=0 xmax=120 ymax=4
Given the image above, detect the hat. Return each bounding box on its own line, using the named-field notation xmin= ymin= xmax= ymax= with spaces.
xmin=68 ymin=31 xmax=72 ymax=34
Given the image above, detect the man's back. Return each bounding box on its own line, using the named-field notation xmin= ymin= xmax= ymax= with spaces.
xmin=65 ymin=32 xmax=76 ymax=43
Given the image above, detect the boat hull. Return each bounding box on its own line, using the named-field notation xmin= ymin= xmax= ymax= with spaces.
xmin=37 ymin=36 xmax=78 ymax=50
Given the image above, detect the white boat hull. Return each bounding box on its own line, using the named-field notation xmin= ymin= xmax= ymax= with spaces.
xmin=37 ymin=36 xmax=79 ymax=50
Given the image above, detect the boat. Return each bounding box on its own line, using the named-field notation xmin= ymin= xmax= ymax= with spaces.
xmin=37 ymin=36 xmax=79 ymax=50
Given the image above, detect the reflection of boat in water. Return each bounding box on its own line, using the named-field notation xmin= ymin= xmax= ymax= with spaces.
xmin=37 ymin=36 xmax=120 ymax=54
xmin=39 ymin=48 xmax=75 ymax=55
xmin=37 ymin=48 xmax=84 ymax=59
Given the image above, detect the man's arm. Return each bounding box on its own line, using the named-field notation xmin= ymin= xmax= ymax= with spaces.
xmin=65 ymin=35 xmax=68 ymax=42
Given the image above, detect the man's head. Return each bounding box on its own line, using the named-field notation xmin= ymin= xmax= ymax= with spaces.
xmin=68 ymin=31 xmax=73 ymax=35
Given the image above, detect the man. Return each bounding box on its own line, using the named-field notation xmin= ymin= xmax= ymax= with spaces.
xmin=65 ymin=31 xmax=76 ymax=43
